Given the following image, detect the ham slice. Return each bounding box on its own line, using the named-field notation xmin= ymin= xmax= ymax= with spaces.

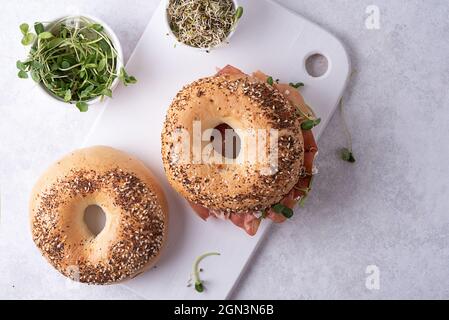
xmin=188 ymin=202 xmax=260 ymax=236
xmin=216 ymin=65 xmax=245 ymax=76
xmin=266 ymin=209 xmax=288 ymax=224
xmin=188 ymin=66 xmax=318 ymax=236
xmin=230 ymin=212 xmax=261 ymax=236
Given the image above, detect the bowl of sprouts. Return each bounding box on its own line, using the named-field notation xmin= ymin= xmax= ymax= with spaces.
xmin=166 ymin=0 xmax=244 ymax=50
xmin=16 ymin=15 xmax=136 ymax=112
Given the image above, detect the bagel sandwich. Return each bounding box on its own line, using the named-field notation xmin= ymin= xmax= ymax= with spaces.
xmin=162 ymin=65 xmax=319 ymax=236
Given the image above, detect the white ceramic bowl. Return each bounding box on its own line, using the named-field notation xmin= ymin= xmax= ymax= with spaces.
xmin=35 ymin=15 xmax=123 ymax=107
xmin=164 ymin=0 xmax=241 ymax=51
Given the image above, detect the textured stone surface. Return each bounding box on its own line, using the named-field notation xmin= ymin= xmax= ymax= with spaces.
xmin=0 ymin=0 xmax=448 ymax=299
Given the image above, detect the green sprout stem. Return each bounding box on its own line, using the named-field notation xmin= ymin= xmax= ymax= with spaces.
xmin=296 ymin=106 xmax=315 ymax=122
xmin=339 ymin=98 xmax=356 ymax=163
xmin=339 ymin=98 xmax=353 ymax=152
xmin=192 ymin=252 xmax=220 ymax=293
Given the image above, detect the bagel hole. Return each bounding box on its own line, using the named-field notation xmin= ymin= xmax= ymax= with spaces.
xmin=211 ymin=123 xmax=241 ymax=159
xmin=84 ymin=205 xmax=106 ymax=236
xmin=305 ymin=53 xmax=329 ymax=78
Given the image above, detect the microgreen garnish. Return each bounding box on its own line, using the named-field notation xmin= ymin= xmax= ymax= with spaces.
xmin=301 ymin=118 xmax=321 ymax=130
xmin=76 ymin=101 xmax=88 ymax=112
xmin=16 ymin=17 xmax=136 ymax=112
xmin=192 ymin=252 xmax=220 ymax=293
xmin=16 ymin=60 xmax=26 ymax=71
xmin=34 ymin=23 xmax=44 ymax=35
xmin=20 ymin=23 xmax=29 ymax=35
xmin=339 ymin=98 xmax=356 ymax=163
xmin=38 ymin=31 xmax=53 ymax=40
xmin=341 ymin=148 xmax=356 ymax=163
xmin=272 ymin=204 xmax=294 ymax=219
xmin=261 ymin=210 xmax=268 ymax=219
xmin=235 ymin=6 xmax=244 ymax=20
xmin=167 ymin=0 xmax=242 ymax=49
xmin=298 ymin=195 xmax=308 ymax=207
xmin=119 ymin=67 xmax=137 ymax=86
xmin=18 ymin=70 xmax=28 ymax=79
xmin=295 ymin=102 xmax=320 ymax=131
xmin=295 ymin=176 xmax=315 ymax=207
xmin=289 ymin=82 xmax=304 ymax=89
xmin=267 ymin=76 xmax=274 ymax=86
xmin=20 ymin=23 xmax=36 ymax=46
xmin=295 ymin=105 xmax=315 ymax=121
xmin=91 ymin=23 xmax=104 ymax=32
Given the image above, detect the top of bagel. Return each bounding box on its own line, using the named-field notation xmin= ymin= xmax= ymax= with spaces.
xmin=162 ymin=71 xmax=305 ymax=213
xmin=29 ymin=146 xmax=168 ymax=284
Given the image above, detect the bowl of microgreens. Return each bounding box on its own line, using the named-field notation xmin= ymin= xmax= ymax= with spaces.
xmin=166 ymin=0 xmax=244 ymax=50
xmin=16 ymin=15 xmax=136 ymax=112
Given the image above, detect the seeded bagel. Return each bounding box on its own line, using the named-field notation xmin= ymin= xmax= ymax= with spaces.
xmin=29 ymin=146 xmax=168 ymax=284
xmin=161 ymin=69 xmax=305 ymax=213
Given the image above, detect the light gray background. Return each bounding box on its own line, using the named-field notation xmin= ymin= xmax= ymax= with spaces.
xmin=1 ymin=0 xmax=448 ymax=299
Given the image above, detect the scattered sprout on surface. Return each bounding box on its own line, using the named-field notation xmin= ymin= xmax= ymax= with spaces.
xmin=192 ymin=252 xmax=220 ymax=293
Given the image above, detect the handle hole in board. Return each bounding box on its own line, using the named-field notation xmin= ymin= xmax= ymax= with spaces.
xmin=305 ymin=53 xmax=329 ymax=78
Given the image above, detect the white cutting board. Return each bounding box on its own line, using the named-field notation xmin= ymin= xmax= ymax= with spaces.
xmin=84 ymin=0 xmax=350 ymax=299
